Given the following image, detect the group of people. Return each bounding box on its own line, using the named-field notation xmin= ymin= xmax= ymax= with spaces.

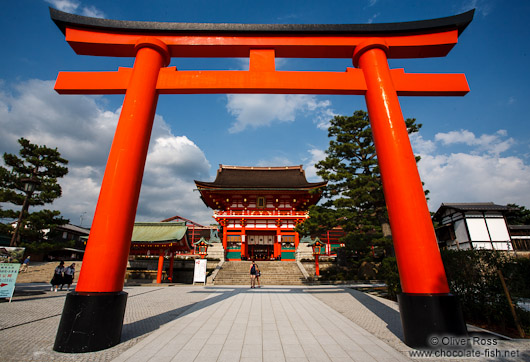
xmin=50 ymin=261 xmax=76 ymax=292
xmin=249 ymin=260 xmax=261 ymax=288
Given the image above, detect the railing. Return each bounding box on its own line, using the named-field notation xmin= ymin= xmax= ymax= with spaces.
xmin=214 ymin=210 xmax=309 ymax=217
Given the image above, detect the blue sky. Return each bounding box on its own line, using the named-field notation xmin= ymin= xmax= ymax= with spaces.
xmin=1 ymin=0 xmax=530 ymax=226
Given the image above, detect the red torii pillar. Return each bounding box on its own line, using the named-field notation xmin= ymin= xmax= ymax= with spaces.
xmin=50 ymin=7 xmax=473 ymax=352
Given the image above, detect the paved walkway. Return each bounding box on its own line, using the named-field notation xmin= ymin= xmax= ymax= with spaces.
xmin=1 ymin=284 xmax=529 ymax=362
xmin=112 ymin=286 xmax=409 ymax=362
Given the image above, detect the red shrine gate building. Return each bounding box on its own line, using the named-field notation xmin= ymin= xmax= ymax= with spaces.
xmin=195 ymin=165 xmax=326 ymax=261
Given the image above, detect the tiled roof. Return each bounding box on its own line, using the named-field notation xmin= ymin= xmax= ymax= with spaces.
xmin=195 ymin=165 xmax=326 ymax=189
xmin=433 ymin=202 xmax=511 ymax=220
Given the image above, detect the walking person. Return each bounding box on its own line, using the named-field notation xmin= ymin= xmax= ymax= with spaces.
xmin=255 ymin=264 xmax=261 ymax=288
xmin=50 ymin=261 xmax=65 ymax=292
xmin=249 ymin=260 xmax=258 ymax=288
xmin=63 ymin=263 xmax=76 ymax=291
xmin=20 ymin=256 xmax=30 ymax=272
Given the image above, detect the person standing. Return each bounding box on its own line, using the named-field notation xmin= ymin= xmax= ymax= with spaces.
xmin=20 ymin=256 xmax=30 ymax=272
xmin=255 ymin=264 xmax=261 ymax=288
xmin=63 ymin=263 xmax=76 ymax=291
xmin=51 ymin=261 xmax=65 ymax=292
xmin=249 ymin=260 xmax=258 ymax=288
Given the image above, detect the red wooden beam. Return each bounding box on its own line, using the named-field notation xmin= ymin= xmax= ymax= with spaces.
xmin=55 ymin=67 xmax=468 ymax=96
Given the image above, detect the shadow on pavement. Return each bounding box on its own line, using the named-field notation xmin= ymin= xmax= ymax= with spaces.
xmin=121 ymin=286 xmax=308 ymax=342
xmin=307 ymin=286 xmax=404 ymax=341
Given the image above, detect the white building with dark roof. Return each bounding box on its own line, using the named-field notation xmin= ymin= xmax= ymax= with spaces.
xmin=433 ymin=202 xmax=514 ymax=251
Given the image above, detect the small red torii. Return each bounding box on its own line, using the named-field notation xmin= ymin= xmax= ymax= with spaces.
xmin=50 ymin=8 xmax=474 ymax=352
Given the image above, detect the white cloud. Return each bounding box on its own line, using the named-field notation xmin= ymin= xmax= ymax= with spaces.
xmin=226 ymin=94 xmax=334 ymax=133
xmin=81 ymin=6 xmax=106 ymax=18
xmin=409 ymin=133 xmax=436 ymax=154
xmin=45 ymin=0 xmax=79 ymax=13
xmin=458 ymin=0 xmax=493 ymax=17
xmin=411 ymin=129 xmax=530 ymax=211
xmin=304 ymin=148 xmax=327 ymax=181
xmin=367 ymin=13 xmax=380 ymax=24
xmin=419 ymin=153 xmax=530 ymax=211
xmin=0 ymin=79 xmax=213 ymax=226
xmin=433 ymin=129 xmax=515 ymax=156
xmin=45 ymin=0 xmax=105 ymax=18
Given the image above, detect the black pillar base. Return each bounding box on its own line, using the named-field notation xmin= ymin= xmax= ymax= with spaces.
xmin=54 ymin=291 xmax=128 ymax=353
xmin=398 ymin=293 xmax=467 ymax=349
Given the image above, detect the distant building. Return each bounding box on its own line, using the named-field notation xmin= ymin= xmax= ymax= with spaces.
xmin=52 ymin=224 xmax=90 ymax=246
xmin=508 ymin=225 xmax=530 ymax=251
xmin=433 ymin=202 xmax=514 ymax=251
xmin=195 ymin=165 xmax=326 ymax=261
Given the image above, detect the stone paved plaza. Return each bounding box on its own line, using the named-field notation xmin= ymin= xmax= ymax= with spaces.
xmin=1 ymin=283 xmax=529 ymax=362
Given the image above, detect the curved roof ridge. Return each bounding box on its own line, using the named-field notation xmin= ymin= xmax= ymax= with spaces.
xmin=219 ymin=164 xmax=303 ymax=171
xmin=50 ymin=7 xmax=474 ymax=36
xmin=195 ymin=164 xmax=326 ymax=189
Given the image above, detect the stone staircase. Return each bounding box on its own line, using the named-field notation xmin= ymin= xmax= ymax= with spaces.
xmin=213 ymin=261 xmax=307 ymax=285
xmin=15 ymin=261 xmax=82 ymax=284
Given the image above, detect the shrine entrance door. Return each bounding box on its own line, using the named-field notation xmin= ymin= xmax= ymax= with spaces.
xmin=247 ymin=233 xmax=275 ymax=260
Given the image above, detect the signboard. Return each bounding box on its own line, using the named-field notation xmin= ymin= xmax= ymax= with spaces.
xmin=193 ymin=259 xmax=207 ymax=284
xmin=0 ymin=247 xmax=25 ymax=301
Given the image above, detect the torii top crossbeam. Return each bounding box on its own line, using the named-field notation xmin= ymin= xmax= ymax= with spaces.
xmin=51 ymin=8 xmax=473 ymax=96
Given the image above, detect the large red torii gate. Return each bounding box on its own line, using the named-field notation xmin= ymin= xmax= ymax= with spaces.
xmin=50 ymin=8 xmax=474 ymax=352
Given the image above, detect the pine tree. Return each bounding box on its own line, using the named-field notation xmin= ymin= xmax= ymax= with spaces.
xmin=297 ymin=110 xmax=422 ymax=260
xmin=0 ymin=138 xmax=69 ymax=246
xmin=506 ymin=203 xmax=530 ymax=225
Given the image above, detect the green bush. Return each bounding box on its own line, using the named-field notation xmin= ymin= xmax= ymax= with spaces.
xmin=378 ymin=256 xmax=401 ymax=301
xmin=21 ymin=239 xmax=75 ymax=255
xmin=441 ymin=250 xmax=530 ymax=335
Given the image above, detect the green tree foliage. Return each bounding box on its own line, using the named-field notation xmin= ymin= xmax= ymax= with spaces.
xmin=506 ymin=203 xmax=530 ymax=225
xmin=296 ymin=110 xmax=422 ymax=261
xmin=0 ymin=138 xmax=69 ymax=245
xmin=442 ymin=250 xmax=530 ymax=335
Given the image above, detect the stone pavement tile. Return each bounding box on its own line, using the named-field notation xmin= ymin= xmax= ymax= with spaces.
xmin=194 ymin=358 xmax=217 ymax=362
xmin=370 ymin=338 xmax=412 ymax=361
xmin=151 ymin=342 xmax=186 ymax=359
xmin=279 ymin=331 xmax=299 ymax=345
xmin=146 ymin=355 xmax=172 ymax=362
xmin=263 ymin=348 xmax=286 ymax=362
xmin=169 ymin=349 xmax=200 ymax=362
xmin=263 ymin=329 xmax=281 ymax=346
xmin=217 ymin=348 xmax=242 ymax=362
xmin=207 ymin=333 xmax=227 ymax=344
xmin=322 ymin=343 xmax=350 ymax=358
xmin=317 ymin=334 xmax=339 ymax=345
xmin=242 ymin=343 xmax=262 ymax=358
xmin=345 ymin=349 xmax=378 ymax=362
xmin=222 ymin=337 xmax=244 ymax=351
xmin=195 ymin=343 xmax=223 ymax=358
xmin=262 ymin=322 xmax=277 ymax=331
xmin=295 ymin=329 xmax=319 ymax=345
xmin=363 ymin=342 xmax=400 ymax=361
xmin=338 ymin=340 xmax=365 ymax=353
xmin=241 ymin=357 xmax=262 ymax=362
xmin=302 ymin=344 xmax=332 ymax=362
xmin=244 ymin=328 xmax=262 ymax=344
xmin=182 ymin=337 xmax=209 ymax=352
xmin=283 ymin=343 xmax=305 ymax=358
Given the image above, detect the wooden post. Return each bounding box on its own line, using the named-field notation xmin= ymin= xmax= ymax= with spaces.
xmin=497 ymin=269 xmax=526 ymax=338
xmin=157 ymin=249 xmax=164 ymax=284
